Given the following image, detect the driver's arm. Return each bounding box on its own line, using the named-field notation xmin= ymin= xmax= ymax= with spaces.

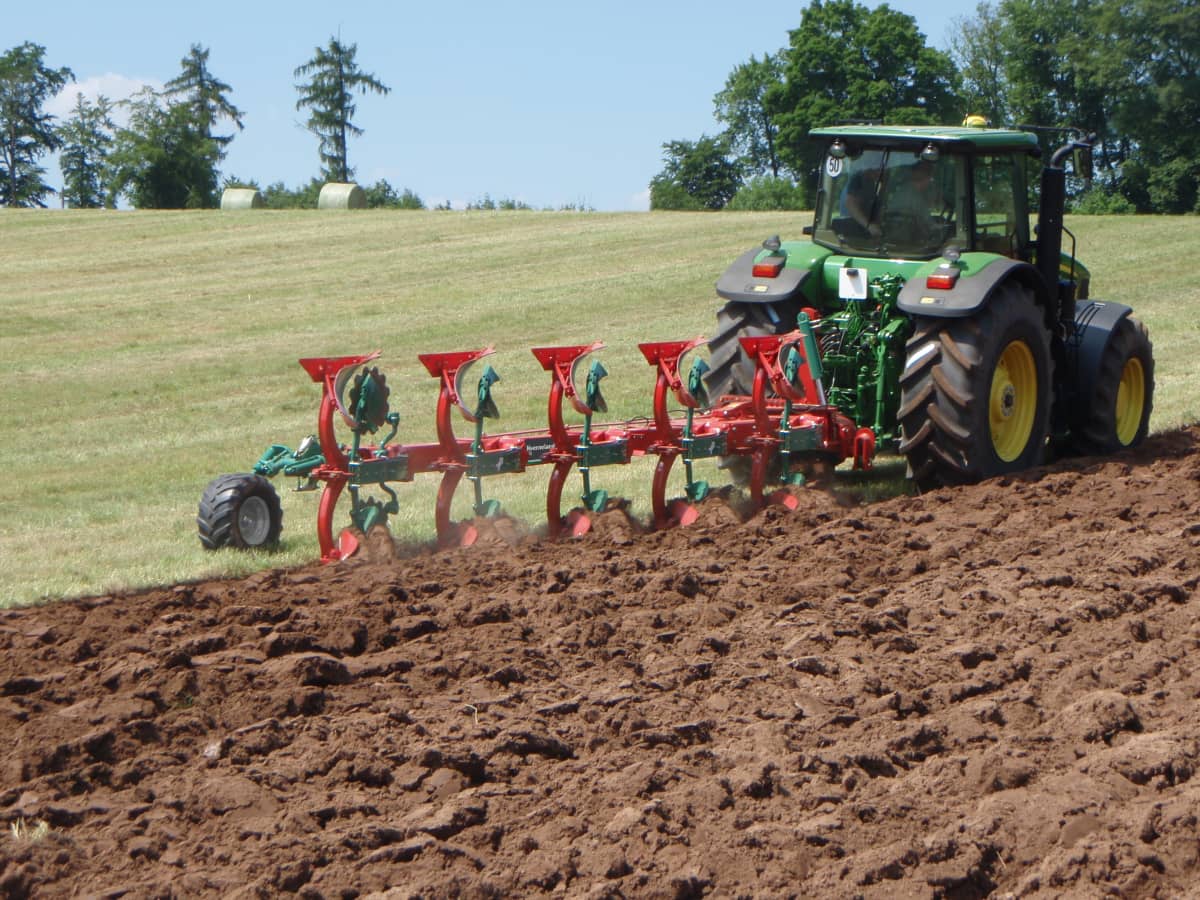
xmin=846 ymin=175 xmax=882 ymax=236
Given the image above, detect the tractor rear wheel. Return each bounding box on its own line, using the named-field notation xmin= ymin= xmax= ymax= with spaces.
xmin=704 ymin=300 xmax=796 ymax=400
xmin=198 ymin=473 xmax=283 ymax=550
xmin=1069 ymin=316 xmax=1154 ymax=455
xmin=898 ymin=282 xmax=1053 ymax=490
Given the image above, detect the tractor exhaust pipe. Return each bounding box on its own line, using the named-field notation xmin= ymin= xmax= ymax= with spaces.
xmin=1037 ymin=136 xmax=1093 ymax=329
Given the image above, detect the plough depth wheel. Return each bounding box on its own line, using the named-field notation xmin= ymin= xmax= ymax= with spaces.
xmin=198 ymin=473 xmax=283 ymax=550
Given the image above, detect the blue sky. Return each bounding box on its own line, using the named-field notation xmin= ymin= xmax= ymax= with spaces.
xmin=15 ymin=0 xmax=953 ymax=210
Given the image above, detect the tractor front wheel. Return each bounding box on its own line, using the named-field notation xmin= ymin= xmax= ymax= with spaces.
xmin=898 ymin=282 xmax=1053 ymax=490
xmin=1069 ymin=316 xmax=1154 ymax=455
xmin=198 ymin=473 xmax=283 ymax=550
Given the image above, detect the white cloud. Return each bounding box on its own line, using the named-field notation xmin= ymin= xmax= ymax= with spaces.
xmin=48 ymin=73 xmax=164 ymax=125
xmin=629 ymin=188 xmax=651 ymax=212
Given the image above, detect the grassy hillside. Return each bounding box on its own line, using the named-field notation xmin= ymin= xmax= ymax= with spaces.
xmin=2 ymin=209 xmax=1196 ymax=606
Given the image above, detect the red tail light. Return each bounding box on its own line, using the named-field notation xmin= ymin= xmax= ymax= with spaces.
xmin=925 ymin=265 xmax=960 ymax=290
xmin=753 ymin=257 xmax=785 ymax=278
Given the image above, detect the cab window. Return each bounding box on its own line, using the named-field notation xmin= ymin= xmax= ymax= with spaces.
xmin=814 ymin=147 xmax=968 ymax=259
xmin=972 ymin=154 xmax=1027 ymax=257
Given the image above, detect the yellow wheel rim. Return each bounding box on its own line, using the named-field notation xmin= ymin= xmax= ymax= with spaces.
xmin=990 ymin=339 xmax=1038 ymax=463
xmin=1114 ymin=356 xmax=1145 ymax=446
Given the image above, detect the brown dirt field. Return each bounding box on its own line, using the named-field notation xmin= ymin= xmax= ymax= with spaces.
xmin=4 ymin=428 xmax=1200 ymax=899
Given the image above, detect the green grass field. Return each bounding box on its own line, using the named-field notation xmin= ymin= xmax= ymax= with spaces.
xmin=2 ymin=209 xmax=1197 ymax=607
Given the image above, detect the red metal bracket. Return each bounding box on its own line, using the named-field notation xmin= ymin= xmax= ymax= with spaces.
xmin=531 ymin=342 xmax=604 ymax=451
xmin=298 ymin=352 xmax=382 ymax=384
xmin=418 ymin=348 xmax=496 ymax=424
xmin=418 ymin=347 xmax=495 ymax=458
xmin=638 ymin=337 xmax=706 ymax=443
xmin=297 ymin=353 xmax=386 ymax=562
xmin=738 ymin=333 xmax=819 ymax=405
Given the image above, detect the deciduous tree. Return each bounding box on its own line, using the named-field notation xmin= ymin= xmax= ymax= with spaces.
xmin=262 ymin=178 xmax=323 ymax=209
xmin=726 ymin=175 xmax=808 ymax=211
xmin=294 ymin=37 xmax=390 ymax=183
xmin=363 ymin=179 xmax=424 ymax=209
xmin=714 ymin=53 xmax=787 ymax=179
xmin=108 ymin=88 xmax=221 ymax=208
xmin=770 ymin=0 xmax=959 ymax=185
xmin=950 ymin=2 xmax=1009 ymax=126
xmin=954 ymin=0 xmax=1199 ymax=212
xmin=1087 ymin=0 xmax=1200 ymax=212
xmin=649 ymin=136 xmax=742 ymax=210
xmin=996 ymin=0 xmax=1110 ymax=154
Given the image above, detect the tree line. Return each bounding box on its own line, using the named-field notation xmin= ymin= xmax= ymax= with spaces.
xmin=652 ymin=0 xmax=1199 ymax=214
xmin=5 ymin=1 xmax=1194 ymax=214
xmin=0 ymin=37 xmax=408 ymax=209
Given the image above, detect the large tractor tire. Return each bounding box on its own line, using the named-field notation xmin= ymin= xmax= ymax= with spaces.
xmin=704 ymin=301 xmax=796 ymax=399
xmin=198 ymin=473 xmax=283 ymax=550
xmin=898 ymin=282 xmax=1053 ymax=490
xmin=1069 ymin=316 xmax=1154 ymax=455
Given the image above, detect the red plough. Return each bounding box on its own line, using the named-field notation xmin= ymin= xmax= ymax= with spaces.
xmin=203 ymin=331 xmax=873 ymax=562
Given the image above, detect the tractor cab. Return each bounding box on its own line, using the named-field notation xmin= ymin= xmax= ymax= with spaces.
xmin=810 ymin=125 xmax=1041 ymax=262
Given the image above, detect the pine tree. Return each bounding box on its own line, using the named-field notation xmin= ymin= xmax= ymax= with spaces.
xmin=294 ymin=37 xmax=390 ymax=182
xmin=58 ymin=93 xmax=115 ymax=208
xmin=163 ymin=44 xmax=243 ymax=160
xmin=0 ymin=42 xmax=73 ymax=207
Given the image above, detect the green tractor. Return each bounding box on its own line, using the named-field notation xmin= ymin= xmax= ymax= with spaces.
xmin=705 ymin=122 xmax=1153 ymax=488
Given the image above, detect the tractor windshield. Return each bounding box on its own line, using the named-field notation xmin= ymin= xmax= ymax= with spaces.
xmin=813 ymin=146 xmax=969 ymax=259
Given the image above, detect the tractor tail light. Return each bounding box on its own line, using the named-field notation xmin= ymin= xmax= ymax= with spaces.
xmin=926 ymin=266 xmax=960 ymax=290
xmin=753 ymin=257 xmax=786 ymax=278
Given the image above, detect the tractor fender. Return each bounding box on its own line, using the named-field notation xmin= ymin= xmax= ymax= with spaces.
xmin=897 ymin=258 xmax=1051 ymax=320
xmin=716 ymin=246 xmax=813 ymax=304
xmin=1068 ymin=299 xmax=1133 ymax=393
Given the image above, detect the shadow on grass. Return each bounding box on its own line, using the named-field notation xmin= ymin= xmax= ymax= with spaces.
xmin=828 ymin=454 xmax=915 ymax=505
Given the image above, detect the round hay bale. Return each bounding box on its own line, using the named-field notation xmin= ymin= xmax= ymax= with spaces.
xmin=220 ymin=187 xmax=265 ymax=210
xmin=318 ymin=182 xmax=367 ymax=210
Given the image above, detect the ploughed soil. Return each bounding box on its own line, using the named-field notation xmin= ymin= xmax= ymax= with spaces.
xmin=5 ymin=428 xmax=1200 ymax=899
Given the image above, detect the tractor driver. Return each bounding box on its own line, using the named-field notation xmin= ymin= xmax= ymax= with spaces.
xmin=882 ymin=159 xmax=944 ymax=224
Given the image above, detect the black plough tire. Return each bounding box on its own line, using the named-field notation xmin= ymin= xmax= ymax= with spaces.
xmin=898 ymin=282 xmax=1053 ymax=490
xmin=704 ymin=301 xmax=796 ymax=400
xmin=198 ymin=473 xmax=283 ymax=550
xmin=1069 ymin=316 xmax=1154 ymax=455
